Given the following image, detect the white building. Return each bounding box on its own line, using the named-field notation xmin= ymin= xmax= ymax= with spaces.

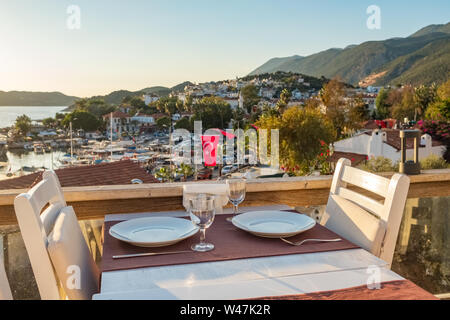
xmin=367 ymin=86 xmax=382 ymax=94
xmin=131 ymin=113 xmax=155 ymax=125
xmin=143 ymin=94 xmax=160 ymax=106
xmin=236 ymin=81 xmax=247 ymax=90
xmin=239 ymin=93 xmax=244 ymax=109
xmin=259 ymin=87 xmax=276 ymax=99
xmin=333 ymin=129 xmax=446 ymax=163
xmin=85 ymin=132 xmax=104 ymax=140
xmin=103 ymin=111 xmax=137 ymax=138
xmin=217 ymin=83 xmax=229 ymax=92
xmin=292 ymin=89 xmax=303 ymax=100
xmin=223 ymin=92 xmax=239 ymax=99
xmin=361 ymin=94 xmax=378 ymax=113
xmin=172 ymin=113 xmax=182 ymax=121
xmin=224 ymin=98 xmax=240 ymax=110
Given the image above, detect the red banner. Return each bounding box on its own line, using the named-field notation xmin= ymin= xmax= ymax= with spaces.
xmin=201 ymin=135 xmax=220 ymax=167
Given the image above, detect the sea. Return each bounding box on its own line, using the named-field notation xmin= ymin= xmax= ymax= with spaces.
xmin=0 ymin=106 xmax=69 ymax=179
xmin=0 ymin=106 xmax=67 ymax=129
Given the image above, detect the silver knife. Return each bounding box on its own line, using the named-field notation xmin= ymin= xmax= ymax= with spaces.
xmin=113 ymin=250 xmax=192 ymax=259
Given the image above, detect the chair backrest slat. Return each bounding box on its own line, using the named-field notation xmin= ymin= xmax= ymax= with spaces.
xmin=336 ymin=186 xmax=384 ymax=217
xmin=26 ymin=173 xmax=66 ymax=214
xmin=41 ymin=203 xmax=65 ymax=237
xmin=340 ymin=165 xmax=390 ymax=198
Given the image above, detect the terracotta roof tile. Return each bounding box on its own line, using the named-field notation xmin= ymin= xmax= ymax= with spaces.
xmin=364 ymin=129 xmax=443 ymax=151
xmin=152 ymin=113 xmax=168 ymax=120
xmin=328 ymin=152 xmax=367 ymax=167
xmin=0 ymin=160 xmax=158 ymax=190
xmin=363 ymin=120 xmax=380 ymax=130
xmin=103 ymin=111 xmax=131 ymax=119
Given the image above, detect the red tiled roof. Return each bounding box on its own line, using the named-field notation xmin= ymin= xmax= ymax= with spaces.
xmin=364 ymin=129 xmax=443 ymax=151
xmin=363 ymin=119 xmax=396 ymax=130
xmin=134 ymin=113 xmax=154 ymax=117
xmin=328 ymin=152 xmax=368 ymax=167
xmin=152 ymin=113 xmax=169 ymax=120
xmin=363 ymin=120 xmax=380 ymax=130
xmin=103 ymin=111 xmax=131 ymax=119
xmin=0 ymin=160 xmax=158 ymax=190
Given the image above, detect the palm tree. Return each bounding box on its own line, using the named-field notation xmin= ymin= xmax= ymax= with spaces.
xmin=276 ymin=88 xmax=292 ymax=114
xmin=177 ymin=163 xmax=194 ymax=182
xmin=176 ymin=99 xmax=185 ymax=114
xmin=154 ymin=167 xmax=174 ymax=182
xmin=74 ymin=98 xmax=89 ymax=111
xmin=14 ymin=115 xmax=32 ymax=137
xmin=184 ymin=95 xmax=193 ymax=113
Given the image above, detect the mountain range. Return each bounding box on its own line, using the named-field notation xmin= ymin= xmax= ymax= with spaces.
xmin=0 ymin=82 xmax=193 ymax=107
xmin=89 ymin=81 xmax=193 ymax=105
xmin=0 ymin=91 xmax=79 ymax=107
xmin=249 ymin=22 xmax=450 ymax=87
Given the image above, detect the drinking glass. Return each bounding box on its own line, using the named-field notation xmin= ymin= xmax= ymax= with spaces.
xmin=189 ymin=194 xmax=216 ymax=252
xmin=226 ymin=178 xmax=246 ymax=221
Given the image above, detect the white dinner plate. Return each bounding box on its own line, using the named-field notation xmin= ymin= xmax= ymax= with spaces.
xmin=109 ymin=217 xmax=199 ymax=248
xmin=231 ymin=211 xmax=316 ymax=238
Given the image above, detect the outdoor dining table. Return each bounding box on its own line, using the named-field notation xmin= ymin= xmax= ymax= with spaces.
xmin=93 ymin=205 xmax=436 ymax=300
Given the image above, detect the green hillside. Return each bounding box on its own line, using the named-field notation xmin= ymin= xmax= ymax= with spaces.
xmin=250 ymin=55 xmax=304 ymax=75
xmin=94 ymin=86 xmax=170 ymax=105
xmin=1 ymin=81 xmax=193 ymax=107
xmin=97 ymin=82 xmax=194 ymax=105
xmin=171 ymin=81 xmax=194 ymax=92
xmin=249 ymin=22 xmax=450 ymax=86
xmin=375 ymin=38 xmax=450 ymax=86
xmin=410 ymin=23 xmax=450 ymax=37
xmin=0 ymin=91 xmax=78 ymax=106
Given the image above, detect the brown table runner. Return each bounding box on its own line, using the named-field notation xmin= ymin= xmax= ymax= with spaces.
xmin=101 ymin=213 xmax=359 ymax=273
xmin=250 ymin=280 xmax=438 ymax=300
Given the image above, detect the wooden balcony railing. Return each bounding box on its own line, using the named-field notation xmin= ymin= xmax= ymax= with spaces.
xmin=0 ymin=169 xmax=449 ymax=226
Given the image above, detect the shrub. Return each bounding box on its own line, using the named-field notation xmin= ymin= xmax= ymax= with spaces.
xmin=256 ymin=106 xmax=336 ymax=176
xmin=417 ymin=120 xmax=450 ymax=161
xmin=358 ymin=156 xmax=398 ymax=173
xmin=420 ymin=154 xmax=449 ymax=170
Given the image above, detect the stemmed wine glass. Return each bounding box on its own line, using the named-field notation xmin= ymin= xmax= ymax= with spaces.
xmin=189 ymin=194 xmax=216 ymax=252
xmin=226 ymin=178 xmax=246 ymax=221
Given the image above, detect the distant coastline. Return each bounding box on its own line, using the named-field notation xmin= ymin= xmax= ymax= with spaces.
xmin=0 ymin=106 xmax=68 ymax=129
xmin=0 ymin=91 xmax=78 ymax=107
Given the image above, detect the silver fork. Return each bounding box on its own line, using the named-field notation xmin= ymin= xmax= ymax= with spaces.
xmin=281 ymin=238 xmax=342 ymax=246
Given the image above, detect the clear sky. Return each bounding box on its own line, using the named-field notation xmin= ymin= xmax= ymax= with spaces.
xmin=0 ymin=0 xmax=449 ymax=97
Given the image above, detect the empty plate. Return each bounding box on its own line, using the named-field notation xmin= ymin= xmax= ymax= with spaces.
xmin=232 ymin=211 xmax=316 ymax=238
xmin=109 ymin=217 xmax=199 ymax=247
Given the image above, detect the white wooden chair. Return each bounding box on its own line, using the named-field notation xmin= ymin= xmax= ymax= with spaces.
xmin=0 ymin=235 xmax=13 ymax=300
xmin=321 ymin=158 xmax=410 ymax=267
xmin=14 ymin=171 xmax=99 ymax=300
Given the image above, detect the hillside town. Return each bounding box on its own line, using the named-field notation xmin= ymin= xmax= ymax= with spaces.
xmin=1 ymin=72 xmax=448 ymax=185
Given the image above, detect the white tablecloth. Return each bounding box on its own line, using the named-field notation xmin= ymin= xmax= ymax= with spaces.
xmin=95 ymin=205 xmax=404 ymax=300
